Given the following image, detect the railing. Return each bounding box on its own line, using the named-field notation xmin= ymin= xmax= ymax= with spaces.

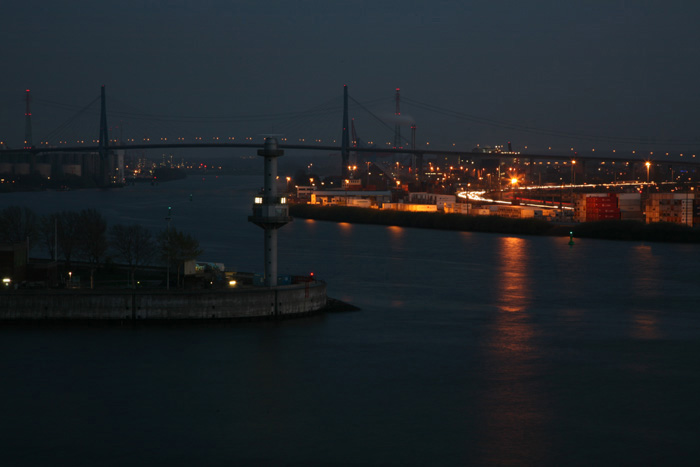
xmin=250 ymin=205 xmax=290 ymax=221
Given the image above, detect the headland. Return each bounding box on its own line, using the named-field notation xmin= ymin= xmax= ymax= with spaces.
xmin=0 ymin=281 xmax=328 ymax=321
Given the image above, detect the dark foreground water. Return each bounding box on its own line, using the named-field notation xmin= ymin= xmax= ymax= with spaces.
xmin=2 ymin=176 xmax=700 ymax=466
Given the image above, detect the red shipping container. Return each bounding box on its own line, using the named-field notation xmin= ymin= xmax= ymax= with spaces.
xmin=587 ymin=202 xmax=615 ymax=207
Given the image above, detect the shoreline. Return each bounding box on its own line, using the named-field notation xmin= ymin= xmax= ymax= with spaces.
xmin=289 ymin=204 xmax=700 ymax=243
xmin=0 ymin=297 xmax=356 ymax=325
xmin=0 ymin=282 xmax=331 ymax=321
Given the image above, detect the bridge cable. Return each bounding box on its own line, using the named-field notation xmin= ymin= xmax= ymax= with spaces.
xmin=349 ymin=96 xmax=413 ymax=148
xmin=402 ymin=97 xmax=696 ymax=146
xmin=39 ymin=95 xmax=100 ymax=145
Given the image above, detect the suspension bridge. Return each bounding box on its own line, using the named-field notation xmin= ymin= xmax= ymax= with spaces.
xmin=1 ymin=85 xmax=699 ymax=187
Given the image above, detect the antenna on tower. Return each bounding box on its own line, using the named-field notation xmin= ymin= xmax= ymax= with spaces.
xmin=393 ymin=88 xmax=401 ymax=149
xmin=24 ymin=89 xmax=33 ymax=149
xmin=99 ymin=85 xmax=110 ymax=186
xmin=341 ymin=85 xmax=350 ymax=178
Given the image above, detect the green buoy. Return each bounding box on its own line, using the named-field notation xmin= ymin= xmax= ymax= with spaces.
xmin=568 ymin=231 xmax=575 ymax=246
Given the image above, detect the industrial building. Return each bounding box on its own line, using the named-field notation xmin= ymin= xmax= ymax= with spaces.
xmin=310 ymin=190 xmax=391 ymax=208
xmin=0 ymin=151 xmax=125 ymax=186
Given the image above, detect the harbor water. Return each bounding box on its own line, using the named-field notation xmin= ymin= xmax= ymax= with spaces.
xmin=1 ymin=175 xmax=699 ymax=465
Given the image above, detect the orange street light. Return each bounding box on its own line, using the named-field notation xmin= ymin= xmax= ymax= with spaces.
xmin=645 ymin=161 xmax=651 ymax=183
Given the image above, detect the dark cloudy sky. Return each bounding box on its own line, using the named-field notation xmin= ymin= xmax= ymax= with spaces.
xmin=2 ymin=0 xmax=700 ymax=153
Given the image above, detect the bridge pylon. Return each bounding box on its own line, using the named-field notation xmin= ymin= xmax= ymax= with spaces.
xmin=341 ymin=85 xmax=350 ymax=178
xmin=98 ymin=85 xmax=111 ymax=186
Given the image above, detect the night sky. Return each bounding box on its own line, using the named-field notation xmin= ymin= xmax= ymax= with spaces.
xmin=2 ymin=0 xmax=700 ymax=154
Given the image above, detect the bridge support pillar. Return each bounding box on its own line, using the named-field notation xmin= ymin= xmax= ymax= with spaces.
xmin=415 ymin=153 xmax=423 ymax=181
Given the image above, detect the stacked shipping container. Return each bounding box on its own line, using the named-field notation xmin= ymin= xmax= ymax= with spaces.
xmin=572 ymin=193 xmax=588 ymax=222
xmin=573 ymin=193 xmax=642 ymax=223
xmin=585 ymin=193 xmax=621 ymax=221
xmin=645 ymin=193 xmax=695 ymax=226
xmin=618 ymin=193 xmax=643 ymax=221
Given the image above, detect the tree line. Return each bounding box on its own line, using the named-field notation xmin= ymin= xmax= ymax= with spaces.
xmin=0 ymin=205 xmax=203 ymax=287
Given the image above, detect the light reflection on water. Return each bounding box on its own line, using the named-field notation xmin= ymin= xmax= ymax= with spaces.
xmin=478 ymin=236 xmax=548 ymax=465
xmin=496 ymin=237 xmax=532 ymax=314
xmin=336 ymin=221 xmax=352 ymax=235
xmin=629 ymin=244 xmax=661 ymax=340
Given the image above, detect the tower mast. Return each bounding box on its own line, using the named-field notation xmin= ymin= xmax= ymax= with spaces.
xmin=341 ymin=85 xmax=350 ymax=178
xmin=393 ymin=88 xmax=401 ymax=149
xmin=99 ymin=85 xmax=110 ymax=186
xmin=24 ymin=89 xmax=33 ymax=149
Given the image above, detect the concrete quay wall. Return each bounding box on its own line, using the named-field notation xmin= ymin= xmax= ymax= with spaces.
xmin=0 ymin=282 xmax=327 ymax=320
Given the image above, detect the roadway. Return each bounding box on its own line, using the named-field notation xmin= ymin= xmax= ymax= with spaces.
xmin=2 ymin=142 xmax=700 ymax=166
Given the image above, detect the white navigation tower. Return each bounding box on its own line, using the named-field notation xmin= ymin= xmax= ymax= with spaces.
xmin=248 ymin=137 xmax=292 ymax=287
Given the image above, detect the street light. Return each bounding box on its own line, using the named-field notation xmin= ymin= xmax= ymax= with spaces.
xmin=497 ymin=164 xmax=502 ymax=200
xmin=645 ymin=161 xmax=651 ymax=184
xmin=570 ymin=160 xmax=577 ymax=218
xmin=510 ymin=177 xmax=518 ymax=204
xmin=165 ymin=206 xmax=171 ymax=290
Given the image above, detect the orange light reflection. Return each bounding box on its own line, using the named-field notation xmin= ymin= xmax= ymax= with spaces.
xmin=477 ymin=237 xmax=548 ymax=464
xmin=629 ymin=245 xmax=661 ymax=340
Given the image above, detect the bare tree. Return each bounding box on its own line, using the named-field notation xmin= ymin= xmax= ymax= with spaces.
xmin=76 ymin=209 xmax=108 ymax=288
xmin=0 ymin=206 xmax=37 ymax=250
xmin=110 ymin=224 xmax=155 ymax=287
xmin=38 ymin=213 xmax=59 ymax=260
xmin=158 ymin=227 xmax=203 ymax=288
xmin=56 ymin=211 xmax=80 ymax=268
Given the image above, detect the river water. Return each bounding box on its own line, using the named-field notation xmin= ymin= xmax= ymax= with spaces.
xmin=1 ymin=175 xmax=699 ymax=466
